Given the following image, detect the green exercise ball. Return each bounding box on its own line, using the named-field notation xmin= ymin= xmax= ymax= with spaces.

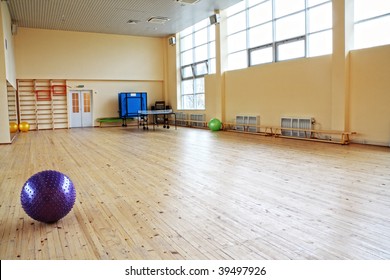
xmin=208 ymin=118 xmax=222 ymax=131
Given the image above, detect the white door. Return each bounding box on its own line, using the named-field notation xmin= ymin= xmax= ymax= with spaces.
xmin=68 ymin=90 xmax=93 ymax=128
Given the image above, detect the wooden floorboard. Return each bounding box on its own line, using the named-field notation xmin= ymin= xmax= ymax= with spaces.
xmin=0 ymin=127 xmax=390 ymax=260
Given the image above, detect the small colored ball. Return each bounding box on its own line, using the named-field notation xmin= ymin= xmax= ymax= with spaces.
xmin=9 ymin=122 xmax=18 ymax=133
xmin=20 ymin=170 xmax=76 ymax=223
xmin=208 ymin=118 xmax=222 ymax=131
xmin=19 ymin=122 xmax=30 ymax=132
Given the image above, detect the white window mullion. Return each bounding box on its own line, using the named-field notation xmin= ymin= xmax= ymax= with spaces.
xmin=229 ymin=0 xmax=332 ymax=67
xmin=304 ymin=0 xmax=308 ymax=57
xmin=272 ymin=0 xmax=277 ymax=62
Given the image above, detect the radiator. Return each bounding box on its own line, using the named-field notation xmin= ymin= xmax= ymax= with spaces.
xmin=281 ymin=117 xmax=314 ymax=138
xmin=190 ymin=114 xmax=206 ymax=127
xmin=176 ymin=112 xmax=187 ymax=126
xmin=236 ymin=115 xmax=260 ymax=132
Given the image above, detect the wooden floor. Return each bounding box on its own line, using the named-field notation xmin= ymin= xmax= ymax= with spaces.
xmin=0 ymin=126 xmax=390 ymax=260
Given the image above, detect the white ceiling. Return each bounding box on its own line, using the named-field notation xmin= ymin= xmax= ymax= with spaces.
xmin=5 ymin=0 xmax=242 ymax=37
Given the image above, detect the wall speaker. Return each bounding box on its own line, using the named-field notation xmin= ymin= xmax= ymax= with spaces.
xmin=168 ymin=36 xmax=176 ymax=46
xmin=209 ymin=14 xmax=220 ymax=25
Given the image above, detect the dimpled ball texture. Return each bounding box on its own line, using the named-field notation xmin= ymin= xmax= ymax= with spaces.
xmin=20 ymin=170 xmax=76 ymax=223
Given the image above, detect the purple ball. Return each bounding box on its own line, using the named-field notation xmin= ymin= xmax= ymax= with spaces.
xmin=20 ymin=170 xmax=76 ymax=223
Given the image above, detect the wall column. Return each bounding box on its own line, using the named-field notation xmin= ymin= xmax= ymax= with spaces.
xmin=0 ymin=2 xmax=11 ymax=144
xmin=331 ymin=0 xmax=354 ymax=131
xmin=213 ymin=12 xmax=224 ymax=121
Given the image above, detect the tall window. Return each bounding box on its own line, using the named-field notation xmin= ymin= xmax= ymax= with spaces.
xmin=179 ymin=19 xmax=216 ymax=110
xmin=226 ymin=0 xmax=333 ymax=71
xmin=354 ymin=0 xmax=390 ymax=50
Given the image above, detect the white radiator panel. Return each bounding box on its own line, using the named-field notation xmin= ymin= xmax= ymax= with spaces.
xmin=236 ymin=115 xmax=260 ymax=132
xmin=176 ymin=112 xmax=187 ymax=126
xmin=281 ymin=117 xmax=314 ymax=138
xmin=190 ymin=114 xmax=205 ymax=127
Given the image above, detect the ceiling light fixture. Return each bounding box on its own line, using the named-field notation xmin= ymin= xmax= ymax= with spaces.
xmin=127 ymin=19 xmax=140 ymax=24
xmin=175 ymin=0 xmax=201 ymax=5
xmin=147 ymin=16 xmax=170 ymax=24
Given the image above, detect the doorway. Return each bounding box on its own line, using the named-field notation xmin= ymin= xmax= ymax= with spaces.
xmin=68 ymin=90 xmax=93 ymax=128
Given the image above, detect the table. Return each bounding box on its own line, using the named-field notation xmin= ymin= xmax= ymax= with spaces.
xmin=138 ymin=109 xmax=177 ymax=130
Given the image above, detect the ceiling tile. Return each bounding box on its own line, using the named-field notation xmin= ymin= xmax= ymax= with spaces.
xmin=6 ymin=0 xmax=243 ymax=37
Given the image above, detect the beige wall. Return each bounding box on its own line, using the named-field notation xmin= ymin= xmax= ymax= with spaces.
xmin=2 ymin=2 xmax=15 ymax=87
xmin=0 ymin=2 xmax=15 ymax=144
xmin=350 ymin=45 xmax=390 ymax=146
xmin=165 ymin=1 xmax=390 ymax=146
xmin=13 ymin=28 xmax=166 ymax=127
xmin=9 ymin=9 xmax=390 ymax=146
xmin=224 ymin=56 xmax=333 ymax=129
xmin=14 ymin=28 xmax=164 ymax=81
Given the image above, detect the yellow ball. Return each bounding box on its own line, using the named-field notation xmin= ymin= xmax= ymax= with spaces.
xmin=9 ymin=122 xmax=18 ymax=133
xmin=19 ymin=122 xmax=30 ymax=132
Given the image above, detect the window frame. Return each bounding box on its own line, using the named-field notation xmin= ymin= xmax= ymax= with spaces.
xmin=178 ymin=20 xmax=215 ymax=110
xmin=180 ymin=60 xmax=209 ymax=80
xmin=226 ymin=0 xmax=333 ymax=70
xmin=353 ymin=0 xmax=390 ymax=50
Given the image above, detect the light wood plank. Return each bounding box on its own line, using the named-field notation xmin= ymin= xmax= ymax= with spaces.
xmin=0 ymin=127 xmax=390 ymax=259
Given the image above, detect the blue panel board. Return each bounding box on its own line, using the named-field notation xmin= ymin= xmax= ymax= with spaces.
xmin=118 ymin=92 xmax=147 ymax=118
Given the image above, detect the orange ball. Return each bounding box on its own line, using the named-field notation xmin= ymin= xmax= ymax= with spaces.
xmin=19 ymin=122 xmax=30 ymax=132
xmin=9 ymin=122 xmax=18 ymax=133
